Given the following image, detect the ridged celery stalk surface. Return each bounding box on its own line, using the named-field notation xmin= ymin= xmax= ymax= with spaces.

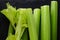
xmin=34 ymin=8 xmax=40 ymax=36
xmin=15 ymin=9 xmax=27 ymax=40
xmin=51 ymin=1 xmax=58 ymax=40
xmin=27 ymin=8 xmax=38 ymax=40
xmin=41 ymin=5 xmax=50 ymax=40
xmin=21 ymin=11 xmax=28 ymax=40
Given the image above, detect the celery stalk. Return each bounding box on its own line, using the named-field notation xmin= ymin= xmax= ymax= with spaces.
xmin=8 ymin=23 xmax=14 ymax=35
xmin=41 ymin=5 xmax=50 ymax=40
xmin=1 ymin=3 xmax=16 ymax=32
xmin=15 ymin=9 xmax=27 ymax=40
xmin=51 ymin=1 xmax=58 ymax=40
xmin=6 ymin=3 xmax=16 ymax=26
xmin=1 ymin=3 xmax=16 ymax=40
xmin=1 ymin=9 xmax=15 ymax=34
xmin=27 ymin=8 xmax=38 ymax=40
xmin=34 ymin=8 xmax=40 ymax=37
xmin=21 ymin=28 xmax=28 ymax=40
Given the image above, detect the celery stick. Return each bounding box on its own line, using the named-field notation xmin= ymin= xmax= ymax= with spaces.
xmin=1 ymin=3 xmax=16 ymax=40
xmin=15 ymin=9 xmax=27 ymax=40
xmin=21 ymin=28 xmax=28 ymax=40
xmin=34 ymin=8 xmax=40 ymax=37
xmin=1 ymin=3 xmax=16 ymax=29
xmin=16 ymin=9 xmax=28 ymax=40
xmin=16 ymin=9 xmax=21 ymax=24
xmin=51 ymin=1 xmax=58 ymax=40
xmin=19 ymin=9 xmax=28 ymax=40
xmin=41 ymin=5 xmax=50 ymax=40
xmin=6 ymin=3 xmax=16 ymax=26
xmin=1 ymin=9 xmax=15 ymax=34
xmin=27 ymin=8 xmax=38 ymax=40
xmin=8 ymin=23 xmax=14 ymax=35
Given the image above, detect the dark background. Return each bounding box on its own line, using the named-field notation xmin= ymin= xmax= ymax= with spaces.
xmin=0 ymin=0 xmax=59 ymax=40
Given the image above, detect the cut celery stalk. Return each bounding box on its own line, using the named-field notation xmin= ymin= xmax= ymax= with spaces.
xmin=33 ymin=8 xmax=40 ymax=37
xmin=27 ymin=8 xmax=38 ymax=40
xmin=51 ymin=1 xmax=58 ymax=40
xmin=20 ymin=9 xmax=28 ymax=40
xmin=15 ymin=9 xmax=27 ymax=40
xmin=41 ymin=5 xmax=50 ymax=40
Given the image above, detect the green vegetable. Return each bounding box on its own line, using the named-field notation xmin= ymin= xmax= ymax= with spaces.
xmin=6 ymin=3 xmax=16 ymax=26
xmin=34 ymin=8 xmax=40 ymax=36
xmin=1 ymin=9 xmax=15 ymax=35
xmin=6 ymin=34 xmax=16 ymax=40
xmin=21 ymin=28 xmax=28 ymax=40
xmin=51 ymin=1 xmax=58 ymax=40
xmin=0 ymin=2 xmax=58 ymax=40
xmin=1 ymin=3 xmax=16 ymax=40
xmin=8 ymin=23 xmax=14 ymax=35
xmin=26 ymin=8 xmax=38 ymax=40
xmin=7 ymin=3 xmax=16 ymax=30
xmin=15 ymin=9 xmax=27 ymax=40
xmin=1 ymin=3 xmax=16 ymax=34
xmin=41 ymin=5 xmax=50 ymax=40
